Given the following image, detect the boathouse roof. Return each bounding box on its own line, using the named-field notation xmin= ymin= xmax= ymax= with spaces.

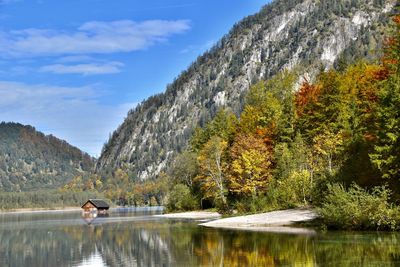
xmin=81 ymin=199 xmax=109 ymax=209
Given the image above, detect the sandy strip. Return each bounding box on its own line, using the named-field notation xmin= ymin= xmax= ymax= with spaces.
xmin=199 ymin=209 xmax=317 ymax=230
xmin=154 ymin=211 xmax=221 ymax=220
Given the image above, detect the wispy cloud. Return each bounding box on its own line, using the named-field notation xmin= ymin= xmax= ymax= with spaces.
xmin=57 ymin=55 xmax=95 ymax=63
xmin=0 ymin=81 xmax=135 ymax=156
xmin=39 ymin=61 xmax=124 ymax=75
xmin=0 ymin=81 xmax=94 ymax=105
xmin=0 ymin=19 xmax=191 ymax=57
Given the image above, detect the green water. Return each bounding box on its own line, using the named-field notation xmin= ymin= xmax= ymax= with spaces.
xmin=0 ymin=209 xmax=399 ymax=267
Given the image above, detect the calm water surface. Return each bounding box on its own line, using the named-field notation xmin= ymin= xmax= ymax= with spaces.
xmin=0 ymin=208 xmax=399 ymax=267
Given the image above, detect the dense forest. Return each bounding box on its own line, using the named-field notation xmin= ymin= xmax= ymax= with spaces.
xmin=164 ymin=14 xmax=400 ymax=230
xmin=0 ymin=122 xmax=94 ymax=192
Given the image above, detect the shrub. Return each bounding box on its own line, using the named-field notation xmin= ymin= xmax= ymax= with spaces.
xmin=167 ymin=184 xmax=198 ymax=211
xmin=233 ymin=194 xmax=273 ymax=214
xmin=232 ymin=170 xmax=314 ymax=214
xmin=319 ymin=183 xmax=400 ymax=230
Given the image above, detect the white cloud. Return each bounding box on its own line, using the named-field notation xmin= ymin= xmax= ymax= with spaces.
xmin=0 ymin=19 xmax=190 ymax=57
xmin=0 ymin=81 xmax=135 ymax=156
xmin=39 ymin=61 xmax=124 ymax=75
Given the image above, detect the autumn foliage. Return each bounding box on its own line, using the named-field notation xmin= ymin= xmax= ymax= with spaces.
xmin=295 ymin=80 xmax=321 ymax=117
xmin=61 ymin=14 xmax=400 ymax=219
xmin=228 ymin=133 xmax=273 ymax=196
xmin=176 ymin=24 xmax=400 ymax=213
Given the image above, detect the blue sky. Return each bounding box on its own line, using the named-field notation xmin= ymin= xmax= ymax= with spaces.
xmin=0 ymin=0 xmax=269 ymax=156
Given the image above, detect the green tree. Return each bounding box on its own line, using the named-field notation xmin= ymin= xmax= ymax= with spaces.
xmin=371 ymin=15 xmax=400 ymax=180
xmin=170 ymin=150 xmax=198 ymax=187
xmin=242 ymin=71 xmax=297 ymax=141
xmin=274 ymin=133 xmax=309 ymax=180
xmin=276 ymin=169 xmax=314 ymax=206
xmin=190 ymin=109 xmax=237 ymax=151
xmin=167 ymin=184 xmax=198 ymax=211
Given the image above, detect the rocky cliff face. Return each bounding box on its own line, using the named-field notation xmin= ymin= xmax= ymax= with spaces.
xmin=96 ymin=0 xmax=396 ymax=180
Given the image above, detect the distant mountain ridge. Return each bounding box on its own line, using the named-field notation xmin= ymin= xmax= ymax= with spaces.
xmin=96 ymin=0 xmax=396 ymax=180
xmin=0 ymin=122 xmax=94 ymax=191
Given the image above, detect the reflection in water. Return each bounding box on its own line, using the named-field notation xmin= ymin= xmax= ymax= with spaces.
xmin=76 ymin=250 xmax=106 ymax=267
xmin=0 ymin=209 xmax=399 ymax=266
xmin=82 ymin=213 xmax=109 ymax=225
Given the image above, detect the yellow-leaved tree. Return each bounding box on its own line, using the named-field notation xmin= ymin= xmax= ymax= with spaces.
xmin=196 ymin=136 xmax=228 ymax=209
xmin=228 ymin=133 xmax=273 ymax=196
xmin=312 ymin=129 xmax=345 ymax=175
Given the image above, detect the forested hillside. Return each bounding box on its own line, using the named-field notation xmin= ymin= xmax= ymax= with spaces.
xmin=165 ymin=13 xmax=400 ymax=230
xmin=97 ymin=0 xmax=395 ymax=182
xmin=65 ymin=13 xmax=400 ymax=228
xmin=0 ymin=122 xmax=94 ymax=191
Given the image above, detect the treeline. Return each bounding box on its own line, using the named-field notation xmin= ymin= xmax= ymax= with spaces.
xmin=0 ymin=190 xmax=104 ymax=210
xmin=61 ymin=171 xmax=168 ymax=207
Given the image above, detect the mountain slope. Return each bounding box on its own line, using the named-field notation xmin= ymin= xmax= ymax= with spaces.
xmin=96 ymin=0 xmax=396 ymax=180
xmin=0 ymin=122 xmax=94 ymax=191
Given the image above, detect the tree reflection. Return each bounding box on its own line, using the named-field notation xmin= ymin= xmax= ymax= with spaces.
xmin=0 ymin=213 xmax=399 ymax=267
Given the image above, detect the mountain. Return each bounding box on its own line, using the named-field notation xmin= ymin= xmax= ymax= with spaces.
xmin=96 ymin=0 xmax=396 ymax=180
xmin=0 ymin=122 xmax=94 ymax=191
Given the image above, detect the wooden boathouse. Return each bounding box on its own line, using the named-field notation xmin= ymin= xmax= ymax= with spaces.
xmin=81 ymin=199 xmax=110 ymax=214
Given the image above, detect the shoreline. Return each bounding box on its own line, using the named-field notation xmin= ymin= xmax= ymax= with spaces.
xmin=157 ymin=209 xmax=318 ymax=234
xmin=1 ymin=207 xmax=318 ymax=235
xmin=199 ymin=209 xmax=317 ymax=231
xmin=0 ymin=205 xmax=165 ymax=215
xmin=0 ymin=207 xmax=82 ymax=214
xmin=154 ymin=211 xmax=221 ymax=220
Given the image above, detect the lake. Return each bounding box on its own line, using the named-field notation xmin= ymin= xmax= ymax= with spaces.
xmin=0 ymin=208 xmax=399 ymax=267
